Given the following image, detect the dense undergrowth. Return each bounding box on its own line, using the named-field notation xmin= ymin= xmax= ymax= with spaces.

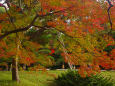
xmin=54 ymin=70 xmax=115 ymax=86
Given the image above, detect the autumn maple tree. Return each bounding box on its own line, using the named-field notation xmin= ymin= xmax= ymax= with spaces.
xmin=0 ymin=0 xmax=115 ymax=82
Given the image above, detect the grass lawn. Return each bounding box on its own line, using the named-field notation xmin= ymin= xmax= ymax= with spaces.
xmin=0 ymin=70 xmax=115 ymax=86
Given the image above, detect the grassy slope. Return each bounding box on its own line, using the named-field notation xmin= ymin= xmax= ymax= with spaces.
xmin=0 ymin=70 xmax=115 ymax=86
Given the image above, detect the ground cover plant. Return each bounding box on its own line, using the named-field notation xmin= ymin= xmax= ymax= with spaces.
xmin=54 ymin=70 xmax=115 ymax=86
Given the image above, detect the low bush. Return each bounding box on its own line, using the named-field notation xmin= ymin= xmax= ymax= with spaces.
xmin=54 ymin=70 xmax=114 ymax=86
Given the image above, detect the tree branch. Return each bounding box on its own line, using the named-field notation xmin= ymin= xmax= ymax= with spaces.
xmin=0 ymin=3 xmax=17 ymax=29
xmin=0 ymin=6 xmax=73 ymax=40
xmin=107 ymin=0 xmax=113 ymax=35
xmin=0 ymin=14 xmax=39 ymax=40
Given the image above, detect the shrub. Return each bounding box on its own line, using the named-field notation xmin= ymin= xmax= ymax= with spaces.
xmin=54 ymin=70 xmax=114 ymax=86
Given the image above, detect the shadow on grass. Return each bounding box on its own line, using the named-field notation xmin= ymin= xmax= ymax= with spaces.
xmin=0 ymin=80 xmax=57 ymax=86
xmin=46 ymin=80 xmax=58 ymax=86
xmin=0 ymin=80 xmax=18 ymax=86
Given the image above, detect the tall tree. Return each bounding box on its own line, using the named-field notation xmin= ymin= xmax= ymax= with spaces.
xmin=0 ymin=0 xmax=115 ymax=80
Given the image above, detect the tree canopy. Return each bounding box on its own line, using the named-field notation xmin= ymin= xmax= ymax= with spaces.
xmin=0 ymin=0 xmax=115 ymax=78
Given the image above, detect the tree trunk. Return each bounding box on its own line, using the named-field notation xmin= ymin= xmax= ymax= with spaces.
xmin=23 ymin=64 xmax=26 ymax=70
xmin=58 ymin=32 xmax=73 ymax=69
xmin=12 ymin=57 xmax=19 ymax=82
xmin=6 ymin=65 xmax=8 ymax=71
xmin=10 ymin=64 xmax=12 ymax=71
xmin=62 ymin=63 xmax=65 ymax=69
xmin=12 ymin=34 xmax=20 ymax=82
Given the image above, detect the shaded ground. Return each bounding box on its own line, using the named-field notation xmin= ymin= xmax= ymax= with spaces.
xmin=0 ymin=70 xmax=115 ymax=86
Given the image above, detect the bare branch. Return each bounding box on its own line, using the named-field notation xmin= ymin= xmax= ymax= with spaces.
xmin=107 ymin=0 xmax=113 ymax=35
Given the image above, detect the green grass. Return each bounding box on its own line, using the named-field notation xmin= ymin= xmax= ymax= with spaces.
xmin=0 ymin=70 xmax=115 ymax=86
xmin=0 ymin=70 xmax=66 ymax=86
xmin=101 ymin=71 xmax=115 ymax=81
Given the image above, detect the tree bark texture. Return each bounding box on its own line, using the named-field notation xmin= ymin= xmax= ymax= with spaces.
xmin=12 ymin=34 xmax=20 ymax=82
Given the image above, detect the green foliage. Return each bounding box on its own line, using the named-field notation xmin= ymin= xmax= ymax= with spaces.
xmin=54 ymin=70 xmax=115 ymax=86
xmin=0 ymin=7 xmax=5 ymax=13
xmin=112 ymin=31 xmax=115 ymax=39
xmin=26 ymin=28 xmax=58 ymax=46
xmin=0 ymin=57 xmax=12 ymax=63
xmin=104 ymin=45 xmax=115 ymax=52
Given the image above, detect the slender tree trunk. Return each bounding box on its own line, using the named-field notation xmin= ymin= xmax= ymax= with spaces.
xmin=12 ymin=57 xmax=19 ymax=81
xmin=6 ymin=65 xmax=8 ymax=71
xmin=10 ymin=64 xmax=12 ymax=71
xmin=58 ymin=32 xmax=73 ymax=69
xmin=62 ymin=63 xmax=65 ymax=69
xmin=23 ymin=64 xmax=26 ymax=70
xmin=19 ymin=0 xmax=22 ymax=8
xmin=12 ymin=34 xmax=20 ymax=82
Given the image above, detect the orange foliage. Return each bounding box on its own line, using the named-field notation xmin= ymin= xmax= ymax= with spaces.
xmin=0 ymin=0 xmax=115 ymax=77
